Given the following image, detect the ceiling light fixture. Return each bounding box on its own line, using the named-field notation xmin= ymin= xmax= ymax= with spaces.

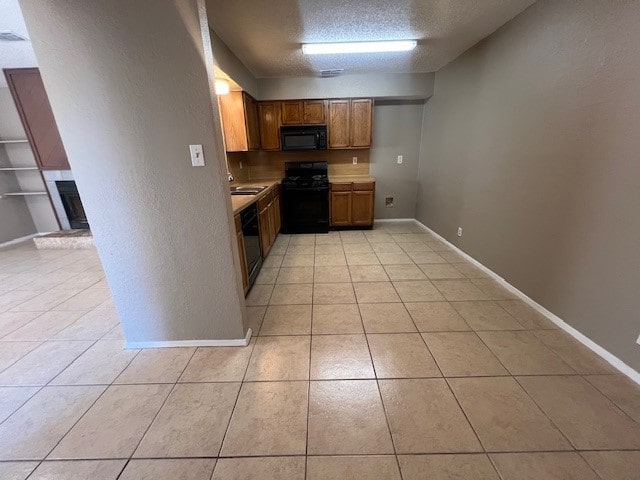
xmin=214 ymin=79 xmax=230 ymax=95
xmin=302 ymin=40 xmax=417 ymax=55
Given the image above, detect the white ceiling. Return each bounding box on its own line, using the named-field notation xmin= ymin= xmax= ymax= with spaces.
xmin=206 ymin=0 xmax=537 ymax=77
xmin=0 ymin=0 xmax=38 ymax=87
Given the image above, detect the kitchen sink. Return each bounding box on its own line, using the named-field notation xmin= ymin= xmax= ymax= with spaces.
xmin=230 ymin=186 xmax=267 ymax=195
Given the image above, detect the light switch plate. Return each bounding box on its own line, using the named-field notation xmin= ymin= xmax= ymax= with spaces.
xmin=397 ymin=155 xmax=403 ymax=164
xmin=189 ymin=144 xmax=205 ymax=167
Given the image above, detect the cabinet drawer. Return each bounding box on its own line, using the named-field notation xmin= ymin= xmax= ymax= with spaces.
xmin=353 ymin=182 xmax=375 ymax=191
xmin=257 ymin=188 xmax=273 ymax=209
xmin=331 ymin=182 xmax=353 ymax=192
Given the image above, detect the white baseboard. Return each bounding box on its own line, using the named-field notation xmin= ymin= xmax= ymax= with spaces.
xmin=374 ymin=218 xmax=416 ymax=223
xmin=414 ymin=219 xmax=640 ymax=386
xmin=125 ymin=328 xmax=252 ymax=349
xmin=0 ymin=233 xmax=41 ymax=249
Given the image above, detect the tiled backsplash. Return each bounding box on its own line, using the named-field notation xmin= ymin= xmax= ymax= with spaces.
xmin=227 ymin=149 xmax=370 ymax=182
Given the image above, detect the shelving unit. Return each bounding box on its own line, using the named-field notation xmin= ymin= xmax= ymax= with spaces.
xmin=1 ymin=191 xmax=47 ymax=196
xmin=0 ymin=138 xmax=43 ymax=198
xmin=0 ymin=167 xmax=39 ymax=171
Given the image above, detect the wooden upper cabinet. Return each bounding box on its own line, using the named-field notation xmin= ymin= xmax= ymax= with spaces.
xmin=218 ymin=91 xmax=260 ymax=152
xmin=328 ymin=100 xmax=350 ymax=148
xmin=4 ymin=68 xmax=70 ymax=170
xmin=243 ymin=93 xmax=261 ymax=150
xmin=281 ymin=100 xmax=326 ymax=125
xmin=258 ymin=102 xmax=282 ymax=150
xmin=303 ymin=100 xmax=326 ymax=124
xmin=281 ymin=101 xmax=303 ymax=124
xmin=350 ymin=99 xmax=373 ymax=148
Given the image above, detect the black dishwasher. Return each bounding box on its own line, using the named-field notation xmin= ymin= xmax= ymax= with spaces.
xmin=241 ymin=203 xmax=262 ymax=289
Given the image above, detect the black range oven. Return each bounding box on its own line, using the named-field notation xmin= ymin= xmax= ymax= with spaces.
xmin=281 ymin=161 xmax=329 ymax=234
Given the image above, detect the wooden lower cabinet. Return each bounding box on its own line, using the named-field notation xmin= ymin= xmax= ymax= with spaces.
xmin=258 ymin=204 xmax=271 ymax=257
xmin=352 ymin=190 xmax=375 ymax=225
xmin=273 ymin=193 xmax=281 ymax=235
xmin=257 ymin=185 xmax=282 ymax=257
xmin=234 ymin=214 xmax=249 ymax=294
xmin=330 ymin=182 xmax=375 ymax=227
xmin=330 ymin=191 xmax=352 ymax=226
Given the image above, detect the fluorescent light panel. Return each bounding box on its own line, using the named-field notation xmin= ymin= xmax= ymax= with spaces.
xmin=302 ymin=40 xmax=417 ymax=55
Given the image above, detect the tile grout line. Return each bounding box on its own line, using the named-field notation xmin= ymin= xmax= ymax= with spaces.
xmin=304 ymin=241 xmax=317 ymax=480
xmin=212 ymin=325 xmax=259 ymax=469
xmin=511 ymin=375 xmax=578 ymax=452
xmin=116 ymin=346 xmax=201 ymax=479
xmin=580 ymin=374 xmax=640 ymax=428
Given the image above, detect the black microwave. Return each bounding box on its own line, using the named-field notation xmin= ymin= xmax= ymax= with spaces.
xmin=280 ymin=125 xmax=327 ymax=151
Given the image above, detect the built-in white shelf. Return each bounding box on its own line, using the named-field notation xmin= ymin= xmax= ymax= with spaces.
xmin=0 ymin=167 xmax=39 ymax=172
xmin=0 ymin=191 xmax=48 ymax=198
xmin=0 ymin=139 xmax=29 ymax=144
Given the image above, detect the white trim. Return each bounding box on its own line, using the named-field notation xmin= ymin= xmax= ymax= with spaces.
xmin=125 ymin=328 xmax=252 ymax=349
xmin=0 ymin=233 xmax=41 ymax=249
xmin=414 ymin=219 xmax=640 ymax=386
xmin=374 ymin=218 xmax=416 ymax=223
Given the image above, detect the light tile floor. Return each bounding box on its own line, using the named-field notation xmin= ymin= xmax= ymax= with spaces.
xmin=0 ymin=223 xmax=639 ymax=479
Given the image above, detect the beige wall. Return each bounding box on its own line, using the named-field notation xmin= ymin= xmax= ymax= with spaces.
xmin=210 ymin=29 xmax=258 ymax=98
xmin=258 ymin=72 xmax=434 ymax=101
xmin=19 ymin=0 xmax=247 ymax=344
xmin=417 ymin=0 xmax=640 ymax=370
xmin=371 ymin=101 xmax=425 ymax=219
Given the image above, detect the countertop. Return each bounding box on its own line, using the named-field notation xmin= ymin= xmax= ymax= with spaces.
xmin=328 ymin=175 xmax=376 ymax=183
xmin=230 ymin=179 xmax=280 ymax=215
xmin=229 ymin=175 xmax=376 ymax=215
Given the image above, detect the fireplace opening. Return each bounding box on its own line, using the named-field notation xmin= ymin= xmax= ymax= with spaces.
xmin=55 ymin=180 xmax=89 ymax=230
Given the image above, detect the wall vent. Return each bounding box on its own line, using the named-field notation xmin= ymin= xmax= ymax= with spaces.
xmin=0 ymin=31 xmax=28 ymax=42
xmin=319 ymin=69 xmax=344 ymax=78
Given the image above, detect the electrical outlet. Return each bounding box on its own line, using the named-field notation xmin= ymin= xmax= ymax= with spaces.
xmin=352 ymin=156 xmax=358 ymax=165
xmin=385 ymin=196 xmax=394 ymax=207
xmin=457 ymin=227 xmax=463 ymax=237
xmin=189 ymin=144 xmax=205 ymax=167
xmin=397 ymin=155 xmax=403 ymax=164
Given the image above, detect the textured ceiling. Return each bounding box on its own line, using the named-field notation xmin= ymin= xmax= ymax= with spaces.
xmin=206 ymin=0 xmax=537 ymax=77
xmin=0 ymin=0 xmax=38 ymax=87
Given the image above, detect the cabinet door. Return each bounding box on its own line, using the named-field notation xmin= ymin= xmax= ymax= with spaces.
xmin=258 ymin=206 xmax=271 ymax=256
xmin=4 ymin=68 xmax=70 ymax=170
xmin=234 ymin=215 xmax=249 ymax=294
xmin=268 ymin=200 xmax=277 ymax=246
xmin=273 ymin=194 xmax=281 ymax=235
xmin=218 ymin=91 xmax=248 ymax=152
xmin=258 ymin=102 xmax=282 ymax=150
xmin=330 ymin=191 xmax=352 ymax=226
xmin=243 ymin=93 xmax=261 ymax=150
xmin=350 ymin=98 xmax=373 ymax=148
xmin=281 ymin=101 xmax=303 ymax=124
xmin=303 ymin=100 xmax=326 ymax=124
xmin=328 ymin=100 xmax=350 ymax=148
xmin=351 ymin=190 xmax=374 ymax=226
xmin=237 ymin=232 xmax=249 ymax=293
